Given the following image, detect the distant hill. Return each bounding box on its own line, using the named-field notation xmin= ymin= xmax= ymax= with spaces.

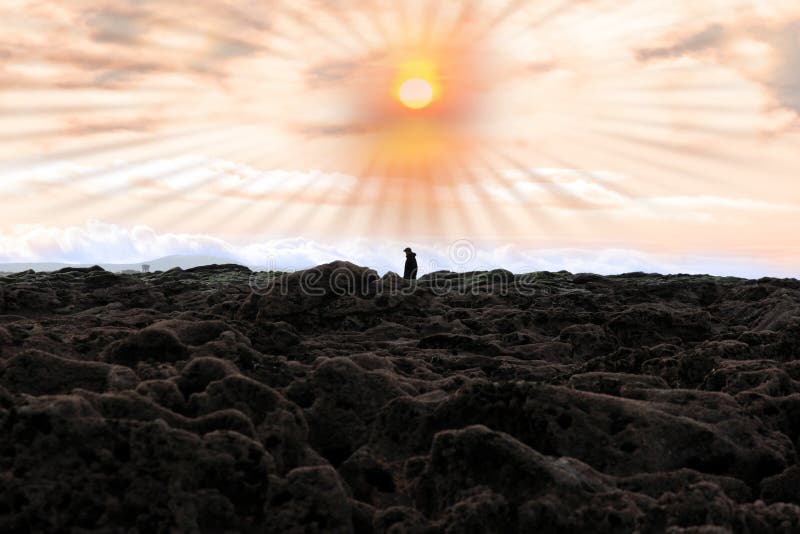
xmin=0 ymin=254 xmax=242 ymax=273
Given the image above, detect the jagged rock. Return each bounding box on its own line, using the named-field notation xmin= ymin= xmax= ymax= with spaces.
xmin=246 ymin=261 xmax=379 ymax=324
xmin=0 ymin=350 xmax=138 ymax=394
xmin=176 ymin=356 xmax=240 ymax=397
xmin=338 ymin=447 xmax=396 ymax=506
xmin=559 ymin=323 xmax=615 ymax=360
xmin=607 ymin=303 xmax=712 ymax=347
xmin=372 ymin=506 xmax=430 ymax=533
xmin=418 ymin=333 xmax=503 ymax=355
xmin=266 ymin=466 xmax=353 ymax=533
xmin=102 ymin=327 xmax=189 ymax=366
xmin=136 ymin=379 xmax=186 ymax=413
xmin=415 ymin=424 xmax=608 ymax=516
xmin=511 ymin=341 xmax=574 ymax=362
xmin=306 ymin=357 xmax=408 ymax=465
xmin=2 ymin=264 xmax=800 ymax=531
xmin=568 ymin=372 xmax=669 ymax=396
xmin=760 ymin=465 xmax=800 ymax=504
xmin=249 ymin=321 xmax=301 ymax=353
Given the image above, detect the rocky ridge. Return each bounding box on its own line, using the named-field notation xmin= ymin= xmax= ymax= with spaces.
xmin=1 ymin=261 xmax=800 ymax=532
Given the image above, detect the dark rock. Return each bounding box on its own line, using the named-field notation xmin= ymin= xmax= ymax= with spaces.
xmin=569 ymin=372 xmax=669 ymax=396
xmin=176 ymin=356 xmax=240 ymax=397
xmin=154 ymin=319 xmax=235 ymax=346
xmin=607 ymin=303 xmax=712 ymax=347
xmin=511 ymin=341 xmax=574 ymax=362
xmin=338 ymin=451 xmax=396 ymax=511
xmin=266 ymin=466 xmax=353 ymax=533
xmin=760 ymin=465 xmax=800 ymax=504
xmin=306 ymin=357 xmax=407 ymax=465
xmin=372 ymin=506 xmax=430 ymax=533
xmin=415 ymin=424 xmax=607 ymax=517
xmin=3 ymin=264 xmax=800 ymax=531
xmin=428 ymin=382 xmax=790 ymax=484
xmin=103 ymin=327 xmax=189 ymax=366
xmin=247 ymin=261 xmax=379 ymax=324
xmin=418 ymin=333 xmax=503 ymax=356
xmin=250 ymin=321 xmax=301 ymax=353
xmin=136 ymin=379 xmax=186 ymax=413
xmin=185 ymin=263 xmax=252 ymax=274
xmin=0 ymin=350 xmax=137 ymax=395
xmin=559 ymin=323 xmax=615 ymax=360
xmin=439 ymin=488 xmax=513 ymax=533
xmin=619 ymin=469 xmax=752 ymax=503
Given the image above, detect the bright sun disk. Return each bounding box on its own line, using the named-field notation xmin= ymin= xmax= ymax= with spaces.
xmin=398 ymin=78 xmax=434 ymax=109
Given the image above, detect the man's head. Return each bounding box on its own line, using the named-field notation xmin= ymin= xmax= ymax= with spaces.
xmin=404 ymin=247 xmax=412 ymax=253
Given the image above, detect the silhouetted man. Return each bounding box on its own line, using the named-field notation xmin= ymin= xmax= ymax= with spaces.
xmin=403 ymin=247 xmax=418 ymax=280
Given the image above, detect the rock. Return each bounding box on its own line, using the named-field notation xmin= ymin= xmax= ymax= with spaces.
xmin=619 ymin=469 xmax=752 ymax=503
xmin=136 ymin=379 xmax=186 ymax=413
xmin=0 ymin=408 xmax=271 ymax=532
xmin=103 ymin=327 xmax=189 ymax=367
xmin=439 ymin=489 xmax=513 ymax=533
xmin=428 ymin=382 xmax=790 ymax=485
xmin=0 ymin=350 xmax=138 ymax=395
xmin=3 ymin=264 xmax=800 ymax=531
xmin=306 ymin=357 xmax=408 ymax=465
xmin=371 ymin=271 xmax=410 ymax=294
xmin=372 ymin=506 xmax=430 ymax=533
xmin=568 ymin=372 xmax=669 ymax=396
xmin=176 ymin=356 xmax=240 ymax=397
xmin=250 ymin=321 xmax=301 ymax=353
xmin=150 ymin=319 xmax=234 ymax=346
xmin=677 ymin=348 xmax=720 ymax=387
xmin=415 ymin=425 xmax=608 ymax=517
xmin=559 ymin=323 xmax=615 ymax=360
xmin=657 ymin=481 xmax=737 ymax=531
xmin=266 ymin=466 xmax=353 ymax=533
xmin=607 ymin=303 xmax=712 ymax=347
xmin=511 ymin=341 xmax=574 ymax=362
xmin=0 ymin=325 xmax=13 ymax=354
xmin=760 ymin=465 xmax=800 ymax=504
xmin=189 ymin=373 xmax=309 ymax=473
xmin=704 ymin=361 xmax=797 ymax=397
xmin=338 ymin=447 xmax=396 ymax=506
xmin=249 ymin=261 xmax=379 ymax=324
xmin=418 ymin=333 xmax=503 ymax=356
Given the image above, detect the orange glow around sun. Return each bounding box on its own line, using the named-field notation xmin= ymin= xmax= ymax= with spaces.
xmin=333 ymin=40 xmax=488 ymax=183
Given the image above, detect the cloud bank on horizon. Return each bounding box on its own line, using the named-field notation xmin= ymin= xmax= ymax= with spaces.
xmin=0 ymin=0 xmax=798 ymax=276
xmin=0 ymin=220 xmax=796 ymax=279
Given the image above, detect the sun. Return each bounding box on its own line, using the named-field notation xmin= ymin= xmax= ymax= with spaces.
xmin=398 ymin=78 xmax=434 ymax=109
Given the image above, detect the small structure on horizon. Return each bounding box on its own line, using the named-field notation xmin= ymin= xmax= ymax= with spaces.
xmin=141 ymin=264 xmax=150 ymax=273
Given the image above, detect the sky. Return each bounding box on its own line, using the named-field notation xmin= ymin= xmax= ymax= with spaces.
xmin=1 ymin=0 xmax=799 ymax=276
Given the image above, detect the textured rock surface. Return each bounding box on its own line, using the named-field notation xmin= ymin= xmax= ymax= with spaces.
xmin=1 ymin=263 xmax=800 ymax=532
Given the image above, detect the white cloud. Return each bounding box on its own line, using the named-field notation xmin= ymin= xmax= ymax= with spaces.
xmin=0 ymin=220 xmax=796 ymax=279
xmin=1 ymin=156 xmax=359 ymax=202
xmin=645 ymin=195 xmax=797 ymax=211
xmin=485 ymin=168 xmax=799 ymax=219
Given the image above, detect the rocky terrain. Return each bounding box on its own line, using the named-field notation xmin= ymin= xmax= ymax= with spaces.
xmin=1 ymin=262 xmax=800 ymax=533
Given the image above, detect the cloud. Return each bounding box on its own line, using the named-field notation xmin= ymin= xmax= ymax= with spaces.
xmin=636 ymin=19 xmax=800 ymax=116
xmin=1 ymin=157 xmax=360 ymax=203
xmin=0 ymin=0 xmax=270 ymax=94
xmin=0 ymin=220 xmax=796 ymax=279
xmin=306 ymin=60 xmax=359 ymax=88
xmin=637 ymin=24 xmax=728 ymax=61
xmin=485 ymin=168 xmax=798 ymax=219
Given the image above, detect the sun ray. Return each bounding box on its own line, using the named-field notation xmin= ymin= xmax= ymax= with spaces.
xmin=3 ymin=0 xmax=798 ymax=275
xmin=216 ymin=137 xmax=360 ymax=236
xmin=106 ymin=135 xmax=274 ymax=224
